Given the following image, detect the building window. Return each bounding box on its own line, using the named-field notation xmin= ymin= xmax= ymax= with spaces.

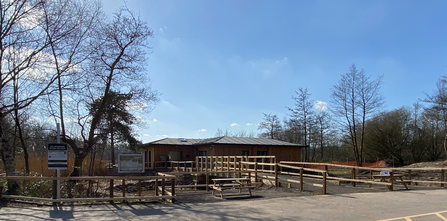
xmin=257 ymin=151 xmax=267 ymax=156
xmin=241 ymin=150 xmax=249 ymax=156
xmin=257 ymin=151 xmax=268 ymax=162
xmin=198 ymin=151 xmax=207 ymax=162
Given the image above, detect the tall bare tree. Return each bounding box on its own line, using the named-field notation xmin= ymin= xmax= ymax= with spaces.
xmin=55 ymin=6 xmax=159 ymax=177
xmin=287 ymin=88 xmax=314 ymax=162
xmin=424 ymin=77 xmax=447 ymax=157
xmin=0 ymin=0 xmax=90 ymax=193
xmin=331 ymin=64 xmax=384 ymax=166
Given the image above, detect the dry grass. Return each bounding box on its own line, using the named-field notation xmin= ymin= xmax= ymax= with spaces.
xmin=0 ymin=153 xmax=110 ymax=176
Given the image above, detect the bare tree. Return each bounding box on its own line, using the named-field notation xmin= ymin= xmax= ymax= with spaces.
xmin=0 ymin=0 xmax=90 ymax=193
xmin=331 ymin=64 xmax=384 ymax=166
xmin=314 ymin=108 xmax=330 ymax=159
xmin=424 ymin=77 xmax=447 ymax=157
xmin=55 ymin=6 xmax=159 ymax=177
xmin=258 ymin=113 xmax=283 ymax=139
xmin=287 ymin=88 xmax=314 ymax=162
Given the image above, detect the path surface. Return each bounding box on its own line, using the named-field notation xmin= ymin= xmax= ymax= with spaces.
xmin=1 ymin=189 xmax=446 ymax=221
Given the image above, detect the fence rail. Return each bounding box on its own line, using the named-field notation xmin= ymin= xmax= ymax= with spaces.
xmin=0 ymin=175 xmax=176 ymax=203
xmin=2 ymin=157 xmax=447 ymax=203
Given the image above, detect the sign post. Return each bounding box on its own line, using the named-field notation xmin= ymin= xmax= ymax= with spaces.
xmin=48 ymin=143 xmax=67 ymax=200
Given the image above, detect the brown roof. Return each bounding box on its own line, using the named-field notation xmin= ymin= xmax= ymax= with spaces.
xmin=145 ymin=137 xmax=305 ymax=147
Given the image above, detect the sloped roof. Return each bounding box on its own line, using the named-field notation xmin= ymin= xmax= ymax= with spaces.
xmin=146 ymin=137 xmax=305 ymax=147
xmin=147 ymin=138 xmax=203 ymax=145
xmin=198 ymin=137 xmax=304 ymax=146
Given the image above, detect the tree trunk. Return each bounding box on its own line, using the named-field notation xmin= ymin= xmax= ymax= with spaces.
xmin=0 ymin=138 xmax=19 ymax=194
xmin=111 ymin=129 xmax=115 ymax=165
xmin=71 ymin=152 xmax=89 ymax=177
xmin=13 ymin=111 xmax=30 ymax=174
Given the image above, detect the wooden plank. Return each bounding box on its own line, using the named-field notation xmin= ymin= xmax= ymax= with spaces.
xmin=327 ymin=176 xmax=392 ymax=185
xmin=1 ymin=195 xmax=174 ymax=203
xmin=278 ymin=178 xmax=302 ymax=184
xmin=0 ymin=175 xmax=175 ymax=180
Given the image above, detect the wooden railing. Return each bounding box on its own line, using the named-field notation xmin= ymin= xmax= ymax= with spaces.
xmin=0 ymin=175 xmax=176 ymax=203
xmin=194 ymin=157 xmax=447 ymax=194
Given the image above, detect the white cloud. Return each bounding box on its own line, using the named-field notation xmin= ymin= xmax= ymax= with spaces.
xmin=314 ymin=100 xmax=328 ymax=111
xmin=246 ymin=123 xmax=253 ymax=126
xmin=231 ymin=123 xmax=239 ymax=127
xmin=143 ymin=134 xmax=150 ymax=137
xmin=159 ymin=28 xmax=164 ymax=33
xmin=152 ymin=118 xmax=158 ymax=122
xmin=127 ymin=101 xmax=147 ymax=111
xmin=198 ymin=129 xmax=207 ymax=132
xmin=157 ymin=135 xmax=168 ymax=138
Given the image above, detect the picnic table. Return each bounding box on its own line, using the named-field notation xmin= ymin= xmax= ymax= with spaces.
xmin=211 ymin=177 xmax=256 ymax=199
xmin=369 ymin=171 xmax=411 ymax=190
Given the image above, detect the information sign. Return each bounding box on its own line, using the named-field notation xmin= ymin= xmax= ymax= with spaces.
xmin=118 ymin=154 xmax=145 ymax=173
xmin=48 ymin=143 xmax=68 ymax=169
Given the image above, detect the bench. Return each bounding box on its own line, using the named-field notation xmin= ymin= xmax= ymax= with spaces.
xmin=394 ymin=180 xmax=412 ymax=189
xmin=212 ymin=178 xmax=255 ymax=199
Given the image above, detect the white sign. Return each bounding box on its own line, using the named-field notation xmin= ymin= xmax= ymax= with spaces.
xmin=118 ymin=154 xmax=145 ymax=173
xmin=48 ymin=144 xmax=68 ymax=169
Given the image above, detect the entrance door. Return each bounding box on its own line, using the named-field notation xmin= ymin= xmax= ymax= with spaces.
xmin=144 ymin=149 xmax=152 ymax=169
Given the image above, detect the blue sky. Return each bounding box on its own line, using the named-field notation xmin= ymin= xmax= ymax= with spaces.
xmin=103 ymin=0 xmax=447 ymax=143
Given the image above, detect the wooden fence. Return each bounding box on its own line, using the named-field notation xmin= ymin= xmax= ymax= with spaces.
xmin=2 ymin=157 xmax=447 ymax=202
xmin=0 ymin=175 xmax=176 ymax=203
xmin=193 ymin=156 xmax=447 ymax=194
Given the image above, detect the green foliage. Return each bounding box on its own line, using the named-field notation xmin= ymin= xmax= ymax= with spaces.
xmin=19 ymin=173 xmax=53 ymax=198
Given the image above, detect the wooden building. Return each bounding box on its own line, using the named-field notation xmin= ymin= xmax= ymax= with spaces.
xmin=142 ymin=136 xmax=306 ymax=169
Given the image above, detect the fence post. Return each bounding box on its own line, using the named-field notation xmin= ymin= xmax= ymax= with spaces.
xmin=52 ymin=175 xmax=57 ymax=205
xmin=162 ymin=178 xmax=166 ymax=196
xmin=171 ymin=177 xmax=176 ymax=203
xmin=255 ymin=162 xmax=258 ymax=183
xmin=138 ymin=174 xmax=142 ymax=196
xmin=206 ymin=173 xmax=210 ymax=192
xmin=155 ymin=178 xmax=159 ymax=196
xmin=262 ymin=157 xmax=265 ymax=171
xmin=234 ymin=156 xmax=237 ymax=178
xmin=351 ymin=168 xmax=356 ymax=187
xmin=389 ymin=170 xmax=394 ymax=191
xmin=275 ymin=162 xmax=279 ymax=187
xmin=408 ymin=170 xmax=412 ymax=185
xmin=196 ymin=156 xmax=199 ymax=172
xmin=442 ymin=169 xmax=445 ymax=188
xmin=109 ymin=179 xmax=114 ymax=203
xmin=323 ymin=172 xmax=327 ymax=194
xmin=122 ymin=175 xmax=126 ymax=198
xmin=300 ymin=168 xmax=304 ymax=191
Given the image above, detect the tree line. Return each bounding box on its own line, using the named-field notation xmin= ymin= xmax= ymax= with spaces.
xmin=0 ymin=0 xmax=159 ymax=193
xmin=257 ymin=64 xmax=447 ymax=167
